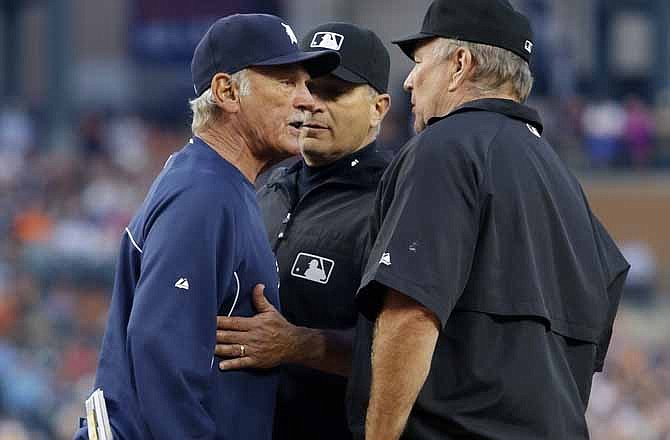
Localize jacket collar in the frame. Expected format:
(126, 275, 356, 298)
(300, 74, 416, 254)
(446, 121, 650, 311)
(427, 98, 544, 134)
(268, 141, 391, 190)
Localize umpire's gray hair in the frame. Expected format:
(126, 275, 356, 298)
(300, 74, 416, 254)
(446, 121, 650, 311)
(189, 70, 251, 134)
(433, 38, 534, 102)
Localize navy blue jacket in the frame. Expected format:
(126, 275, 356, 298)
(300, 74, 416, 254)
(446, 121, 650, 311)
(74, 137, 280, 440)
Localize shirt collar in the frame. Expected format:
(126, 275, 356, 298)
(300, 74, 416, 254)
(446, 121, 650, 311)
(301, 140, 384, 176)
(274, 140, 390, 190)
(285, 140, 388, 175)
(427, 98, 544, 134)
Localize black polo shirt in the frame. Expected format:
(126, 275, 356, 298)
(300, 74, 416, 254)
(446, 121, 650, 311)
(347, 99, 630, 440)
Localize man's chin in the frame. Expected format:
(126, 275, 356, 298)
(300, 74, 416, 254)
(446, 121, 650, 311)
(410, 113, 425, 134)
(276, 137, 301, 157)
(413, 120, 426, 134)
(298, 138, 325, 155)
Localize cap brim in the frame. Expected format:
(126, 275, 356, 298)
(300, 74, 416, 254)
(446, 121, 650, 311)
(391, 32, 436, 59)
(254, 49, 341, 78)
(330, 66, 368, 85)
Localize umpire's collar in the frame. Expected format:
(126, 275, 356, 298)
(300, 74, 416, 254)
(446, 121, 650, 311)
(427, 98, 543, 134)
(267, 140, 391, 190)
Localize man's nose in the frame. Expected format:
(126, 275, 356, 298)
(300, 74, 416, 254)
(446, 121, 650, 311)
(403, 67, 416, 92)
(294, 80, 316, 112)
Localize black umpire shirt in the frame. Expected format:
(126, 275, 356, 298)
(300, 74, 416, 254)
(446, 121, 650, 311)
(257, 142, 391, 440)
(347, 99, 630, 440)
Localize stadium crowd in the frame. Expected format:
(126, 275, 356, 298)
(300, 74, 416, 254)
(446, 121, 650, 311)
(0, 97, 669, 439)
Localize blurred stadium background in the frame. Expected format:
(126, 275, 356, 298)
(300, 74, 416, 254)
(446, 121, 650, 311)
(0, 0, 669, 438)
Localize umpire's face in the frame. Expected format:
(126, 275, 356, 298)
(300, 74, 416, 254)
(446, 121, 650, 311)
(238, 63, 316, 159)
(298, 75, 381, 165)
(403, 38, 454, 133)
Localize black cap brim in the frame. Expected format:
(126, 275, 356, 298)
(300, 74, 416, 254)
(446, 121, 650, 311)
(254, 49, 341, 78)
(391, 32, 436, 60)
(330, 66, 368, 85)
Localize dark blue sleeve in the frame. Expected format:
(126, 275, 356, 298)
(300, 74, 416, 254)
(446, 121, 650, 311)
(126, 186, 236, 439)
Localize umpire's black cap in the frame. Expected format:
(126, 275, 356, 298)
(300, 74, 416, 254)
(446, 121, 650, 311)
(191, 14, 341, 97)
(393, 0, 534, 64)
(301, 22, 390, 93)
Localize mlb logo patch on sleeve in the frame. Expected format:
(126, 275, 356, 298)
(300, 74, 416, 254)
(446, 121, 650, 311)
(290, 252, 335, 284)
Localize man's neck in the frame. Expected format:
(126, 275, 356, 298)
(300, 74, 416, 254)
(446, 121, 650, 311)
(196, 127, 270, 184)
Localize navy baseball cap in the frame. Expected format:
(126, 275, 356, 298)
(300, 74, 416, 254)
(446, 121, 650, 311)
(392, 0, 534, 64)
(301, 22, 390, 93)
(192, 14, 341, 97)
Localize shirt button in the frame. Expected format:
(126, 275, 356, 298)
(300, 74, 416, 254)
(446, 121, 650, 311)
(277, 232, 285, 239)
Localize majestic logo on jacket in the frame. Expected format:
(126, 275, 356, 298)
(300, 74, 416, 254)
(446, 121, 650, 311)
(380, 252, 391, 266)
(174, 278, 190, 290)
(527, 123, 541, 138)
(290, 252, 335, 284)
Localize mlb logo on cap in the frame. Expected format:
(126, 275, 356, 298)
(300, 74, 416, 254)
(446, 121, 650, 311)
(301, 22, 390, 92)
(310, 32, 345, 51)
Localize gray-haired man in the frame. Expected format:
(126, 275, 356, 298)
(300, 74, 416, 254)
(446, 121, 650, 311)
(347, 1, 630, 439)
(74, 14, 338, 440)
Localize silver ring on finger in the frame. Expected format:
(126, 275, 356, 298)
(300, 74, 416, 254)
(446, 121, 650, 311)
(239, 344, 246, 357)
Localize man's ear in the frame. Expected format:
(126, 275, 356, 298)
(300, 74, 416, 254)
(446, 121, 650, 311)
(370, 93, 391, 130)
(211, 73, 241, 113)
(447, 47, 475, 93)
